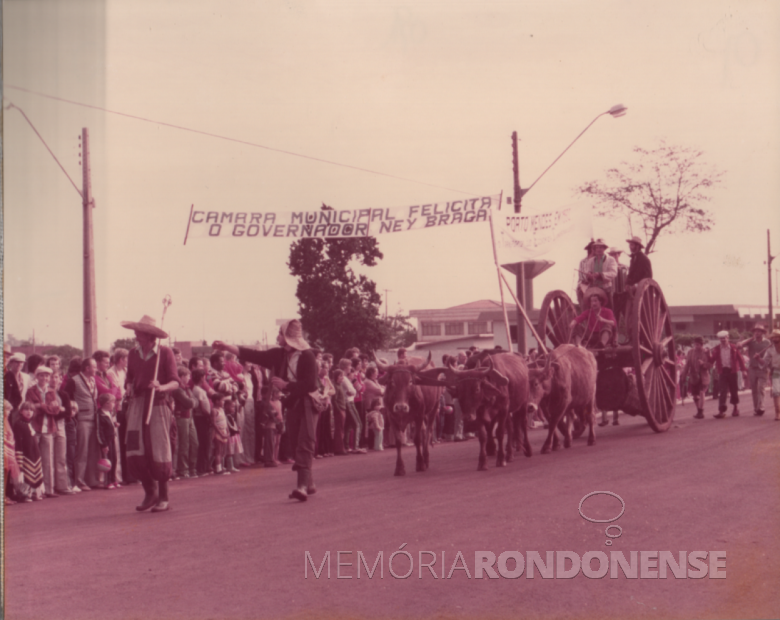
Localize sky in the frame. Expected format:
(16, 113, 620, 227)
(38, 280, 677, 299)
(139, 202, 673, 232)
(3, 0, 780, 351)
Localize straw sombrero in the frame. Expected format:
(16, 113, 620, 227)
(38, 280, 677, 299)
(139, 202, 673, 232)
(583, 287, 608, 304)
(279, 319, 309, 351)
(120, 315, 168, 338)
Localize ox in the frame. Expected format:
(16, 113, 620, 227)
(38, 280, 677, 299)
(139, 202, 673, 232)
(436, 352, 531, 471)
(527, 344, 597, 453)
(375, 353, 443, 476)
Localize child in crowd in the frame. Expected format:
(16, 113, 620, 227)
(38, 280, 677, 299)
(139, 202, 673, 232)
(95, 393, 119, 489)
(211, 392, 230, 474)
(171, 366, 200, 479)
(223, 398, 242, 473)
(339, 364, 365, 454)
(331, 369, 347, 456)
(191, 368, 212, 477)
(270, 387, 285, 465)
(256, 385, 274, 467)
(4, 400, 22, 505)
(13, 402, 44, 501)
(366, 398, 385, 451)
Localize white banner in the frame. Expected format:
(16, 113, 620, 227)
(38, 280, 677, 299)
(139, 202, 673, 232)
(183, 195, 499, 243)
(492, 202, 592, 262)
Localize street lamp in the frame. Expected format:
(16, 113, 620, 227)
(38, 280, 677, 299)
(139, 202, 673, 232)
(507, 104, 627, 354)
(513, 103, 627, 212)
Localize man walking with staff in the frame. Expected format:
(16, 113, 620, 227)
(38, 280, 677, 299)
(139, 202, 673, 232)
(122, 312, 179, 513)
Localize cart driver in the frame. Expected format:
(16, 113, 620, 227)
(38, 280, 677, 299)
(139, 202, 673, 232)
(570, 288, 616, 349)
(579, 239, 618, 309)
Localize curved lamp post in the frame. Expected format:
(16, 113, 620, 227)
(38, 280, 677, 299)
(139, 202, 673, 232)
(514, 104, 627, 210)
(507, 104, 627, 354)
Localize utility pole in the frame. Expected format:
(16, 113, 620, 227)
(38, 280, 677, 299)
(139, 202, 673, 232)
(768, 230, 775, 330)
(384, 289, 391, 319)
(511, 131, 527, 354)
(80, 128, 98, 357)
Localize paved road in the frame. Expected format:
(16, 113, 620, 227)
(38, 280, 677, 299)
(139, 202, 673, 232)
(4, 398, 779, 620)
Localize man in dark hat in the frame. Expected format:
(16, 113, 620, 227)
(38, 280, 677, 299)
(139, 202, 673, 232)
(213, 319, 319, 502)
(737, 324, 771, 416)
(625, 236, 653, 290)
(121, 315, 179, 512)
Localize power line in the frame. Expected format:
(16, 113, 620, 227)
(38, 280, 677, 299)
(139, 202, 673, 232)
(6, 84, 479, 197)
(5, 101, 83, 198)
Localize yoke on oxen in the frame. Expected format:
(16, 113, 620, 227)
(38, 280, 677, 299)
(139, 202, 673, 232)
(418, 352, 531, 471)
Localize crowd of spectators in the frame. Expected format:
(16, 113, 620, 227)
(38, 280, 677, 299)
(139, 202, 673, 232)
(9, 327, 775, 506)
(2, 343, 488, 506)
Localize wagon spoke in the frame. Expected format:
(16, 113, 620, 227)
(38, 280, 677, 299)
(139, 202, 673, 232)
(639, 322, 654, 349)
(640, 301, 655, 341)
(655, 308, 668, 340)
(641, 356, 654, 375)
(659, 365, 676, 390)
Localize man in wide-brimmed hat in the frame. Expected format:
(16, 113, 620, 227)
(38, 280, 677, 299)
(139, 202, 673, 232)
(625, 236, 653, 291)
(580, 239, 618, 309)
(121, 315, 179, 512)
(213, 319, 319, 502)
(737, 324, 772, 416)
(569, 287, 616, 349)
(711, 330, 748, 419)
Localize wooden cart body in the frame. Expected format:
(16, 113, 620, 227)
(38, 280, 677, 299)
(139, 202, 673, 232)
(537, 278, 676, 432)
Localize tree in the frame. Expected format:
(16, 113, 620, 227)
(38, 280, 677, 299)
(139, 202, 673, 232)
(111, 337, 136, 352)
(288, 205, 385, 356)
(577, 140, 725, 254)
(380, 312, 418, 349)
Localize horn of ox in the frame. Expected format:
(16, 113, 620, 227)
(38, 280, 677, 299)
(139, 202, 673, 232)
(372, 350, 432, 373)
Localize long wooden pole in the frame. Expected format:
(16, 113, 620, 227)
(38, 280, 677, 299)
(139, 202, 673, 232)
(81, 128, 98, 357)
(145, 296, 172, 425)
(769, 230, 775, 330)
(500, 271, 549, 356)
(488, 192, 513, 353)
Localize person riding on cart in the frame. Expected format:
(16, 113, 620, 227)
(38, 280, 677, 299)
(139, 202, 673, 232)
(579, 238, 618, 309)
(569, 287, 616, 349)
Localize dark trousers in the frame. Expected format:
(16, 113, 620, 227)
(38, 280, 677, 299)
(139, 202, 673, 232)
(287, 398, 317, 475)
(316, 407, 333, 455)
(106, 438, 118, 485)
(718, 368, 740, 412)
(64, 418, 77, 487)
(193, 415, 212, 475)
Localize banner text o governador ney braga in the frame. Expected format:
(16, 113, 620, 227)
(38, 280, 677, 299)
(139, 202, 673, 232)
(187, 196, 494, 239)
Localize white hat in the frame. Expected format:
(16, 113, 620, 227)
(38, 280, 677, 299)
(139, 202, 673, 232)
(8, 353, 26, 364)
(716, 330, 729, 339)
(34, 366, 53, 375)
(278, 319, 309, 351)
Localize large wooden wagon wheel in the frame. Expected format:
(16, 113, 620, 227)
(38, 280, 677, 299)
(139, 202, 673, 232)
(630, 279, 677, 432)
(538, 290, 577, 350)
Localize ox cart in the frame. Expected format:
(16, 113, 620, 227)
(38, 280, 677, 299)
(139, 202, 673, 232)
(536, 278, 677, 432)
